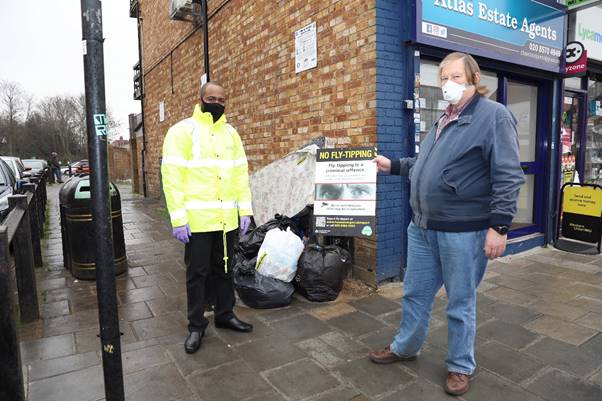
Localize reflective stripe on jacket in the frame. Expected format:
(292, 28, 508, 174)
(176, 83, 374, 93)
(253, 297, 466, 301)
(161, 104, 253, 233)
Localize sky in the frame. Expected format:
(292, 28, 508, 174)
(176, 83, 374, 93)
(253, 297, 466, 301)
(0, 0, 141, 139)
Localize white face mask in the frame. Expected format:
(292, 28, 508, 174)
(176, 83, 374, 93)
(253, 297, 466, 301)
(441, 80, 467, 105)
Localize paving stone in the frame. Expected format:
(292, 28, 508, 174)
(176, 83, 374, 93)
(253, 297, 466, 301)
(20, 333, 74, 363)
(157, 281, 187, 298)
(484, 287, 534, 306)
(122, 344, 170, 374)
(478, 301, 541, 325)
(581, 333, 602, 355)
(69, 295, 100, 313)
(306, 386, 363, 401)
(145, 296, 187, 317)
(574, 312, 602, 331)
(118, 301, 153, 322)
(124, 363, 193, 401)
(487, 275, 537, 291)
(131, 315, 187, 340)
(326, 311, 385, 337)
(524, 337, 601, 377)
(380, 310, 402, 327)
(29, 365, 104, 401)
(264, 358, 340, 400)
(380, 379, 450, 401)
(349, 295, 400, 316)
(167, 335, 234, 375)
(132, 273, 176, 289)
(188, 360, 271, 401)
(27, 351, 99, 381)
(462, 370, 542, 401)
(255, 305, 305, 323)
(242, 390, 286, 401)
(235, 334, 305, 371)
(528, 300, 589, 322)
(118, 286, 165, 305)
(568, 295, 602, 314)
(270, 313, 331, 342)
(477, 320, 540, 349)
(43, 309, 99, 336)
(297, 337, 347, 368)
(357, 327, 397, 350)
(318, 331, 369, 360)
(309, 302, 357, 321)
(475, 341, 545, 383)
(335, 357, 413, 398)
(526, 369, 602, 401)
(525, 316, 598, 346)
(40, 300, 70, 319)
(589, 369, 602, 386)
(115, 278, 138, 292)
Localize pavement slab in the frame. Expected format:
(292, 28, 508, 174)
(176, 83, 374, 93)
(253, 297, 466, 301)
(525, 368, 602, 401)
(263, 358, 340, 400)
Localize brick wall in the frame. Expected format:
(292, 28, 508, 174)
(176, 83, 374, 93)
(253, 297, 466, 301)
(139, 0, 385, 284)
(108, 146, 132, 181)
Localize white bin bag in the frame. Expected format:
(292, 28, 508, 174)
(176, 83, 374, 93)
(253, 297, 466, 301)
(256, 227, 304, 282)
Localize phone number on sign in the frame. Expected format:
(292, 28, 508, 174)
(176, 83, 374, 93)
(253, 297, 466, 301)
(528, 42, 561, 57)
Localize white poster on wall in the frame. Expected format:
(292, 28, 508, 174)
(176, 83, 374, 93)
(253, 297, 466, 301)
(295, 22, 317, 74)
(574, 6, 602, 62)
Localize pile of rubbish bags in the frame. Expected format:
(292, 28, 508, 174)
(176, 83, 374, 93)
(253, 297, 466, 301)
(233, 213, 352, 309)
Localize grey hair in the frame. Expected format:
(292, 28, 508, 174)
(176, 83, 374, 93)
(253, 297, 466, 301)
(200, 81, 223, 98)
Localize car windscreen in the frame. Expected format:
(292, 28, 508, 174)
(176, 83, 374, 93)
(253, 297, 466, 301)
(24, 160, 44, 169)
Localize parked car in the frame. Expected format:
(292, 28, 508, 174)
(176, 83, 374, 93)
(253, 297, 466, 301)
(0, 158, 18, 220)
(62, 159, 90, 176)
(22, 159, 49, 176)
(0, 156, 29, 181)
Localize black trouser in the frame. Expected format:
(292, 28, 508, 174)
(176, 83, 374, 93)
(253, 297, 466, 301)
(184, 230, 236, 332)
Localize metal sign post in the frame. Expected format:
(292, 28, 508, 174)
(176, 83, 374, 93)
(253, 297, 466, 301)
(80, 1, 125, 400)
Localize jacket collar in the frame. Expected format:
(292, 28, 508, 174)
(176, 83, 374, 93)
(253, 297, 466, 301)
(434, 94, 481, 127)
(192, 104, 227, 126)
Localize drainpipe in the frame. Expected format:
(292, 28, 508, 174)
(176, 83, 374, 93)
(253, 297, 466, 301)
(136, 2, 148, 196)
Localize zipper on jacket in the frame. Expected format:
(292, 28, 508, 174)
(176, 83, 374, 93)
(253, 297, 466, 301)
(413, 121, 456, 220)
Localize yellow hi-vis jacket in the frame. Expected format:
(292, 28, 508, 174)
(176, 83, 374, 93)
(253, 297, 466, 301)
(161, 105, 253, 234)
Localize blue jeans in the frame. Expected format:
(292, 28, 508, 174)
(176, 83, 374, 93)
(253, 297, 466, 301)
(390, 222, 488, 375)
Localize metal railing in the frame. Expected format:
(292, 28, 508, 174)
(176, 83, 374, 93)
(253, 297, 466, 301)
(0, 174, 47, 401)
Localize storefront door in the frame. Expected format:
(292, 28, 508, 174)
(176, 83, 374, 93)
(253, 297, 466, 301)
(505, 79, 547, 237)
(561, 91, 587, 185)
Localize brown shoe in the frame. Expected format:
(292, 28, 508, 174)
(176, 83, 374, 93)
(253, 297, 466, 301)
(445, 372, 471, 396)
(368, 346, 417, 364)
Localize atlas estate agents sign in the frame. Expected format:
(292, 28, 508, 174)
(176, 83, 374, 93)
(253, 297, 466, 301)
(417, 0, 567, 73)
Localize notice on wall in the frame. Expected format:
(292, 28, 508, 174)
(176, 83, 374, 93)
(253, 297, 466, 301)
(314, 147, 377, 237)
(561, 185, 602, 243)
(295, 22, 317, 74)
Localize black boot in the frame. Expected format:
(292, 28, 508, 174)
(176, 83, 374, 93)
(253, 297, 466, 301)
(184, 331, 204, 354)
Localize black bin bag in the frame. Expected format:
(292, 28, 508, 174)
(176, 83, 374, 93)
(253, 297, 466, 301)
(233, 253, 294, 309)
(294, 244, 352, 302)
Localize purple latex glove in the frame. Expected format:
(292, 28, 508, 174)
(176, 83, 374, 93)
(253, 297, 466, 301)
(172, 224, 191, 244)
(240, 216, 251, 236)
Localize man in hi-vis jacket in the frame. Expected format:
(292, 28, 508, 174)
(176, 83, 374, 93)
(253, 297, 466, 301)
(162, 81, 253, 354)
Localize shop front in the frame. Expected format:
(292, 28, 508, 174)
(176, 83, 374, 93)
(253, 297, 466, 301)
(378, 0, 568, 275)
(563, 5, 602, 188)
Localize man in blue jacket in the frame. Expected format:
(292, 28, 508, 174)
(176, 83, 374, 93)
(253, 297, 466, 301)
(369, 52, 525, 396)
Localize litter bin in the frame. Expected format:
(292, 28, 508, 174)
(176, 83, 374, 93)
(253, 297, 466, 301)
(59, 175, 127, 280)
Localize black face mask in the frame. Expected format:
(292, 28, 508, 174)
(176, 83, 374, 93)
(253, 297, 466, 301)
(202, 101, 225, 123)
